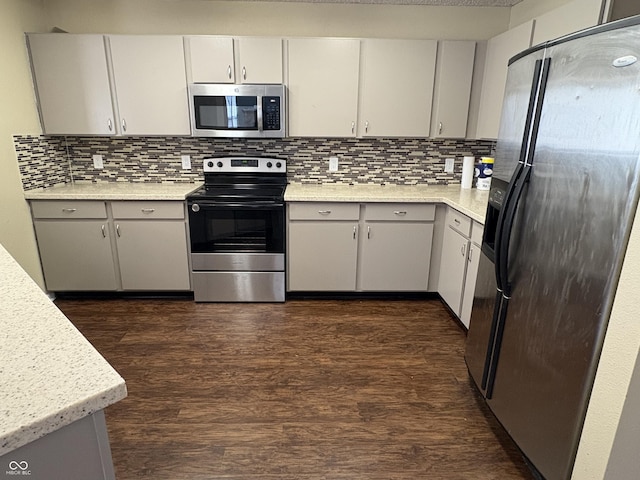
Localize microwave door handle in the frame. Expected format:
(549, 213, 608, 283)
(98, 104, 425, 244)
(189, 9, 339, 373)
(257, 96, 264, 132)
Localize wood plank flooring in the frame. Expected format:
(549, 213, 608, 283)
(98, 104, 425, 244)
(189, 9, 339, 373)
(55, 297, 534, 480)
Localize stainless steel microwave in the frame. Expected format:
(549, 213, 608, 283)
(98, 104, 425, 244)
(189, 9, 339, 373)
(188, 84, 286, 138)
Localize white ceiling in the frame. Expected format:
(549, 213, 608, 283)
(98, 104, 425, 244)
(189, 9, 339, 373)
(234, 0, 524, 5)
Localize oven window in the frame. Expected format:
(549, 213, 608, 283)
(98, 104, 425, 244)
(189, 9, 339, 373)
(194, 95, 258, 130)
(190, 206, 284, 254)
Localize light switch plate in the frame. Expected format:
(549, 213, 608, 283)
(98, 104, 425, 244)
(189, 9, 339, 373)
(329, 156, 339, 172)
(92, 154, 103, 169)
(181, 155, 191, 170)
(444, 157, 454, 173)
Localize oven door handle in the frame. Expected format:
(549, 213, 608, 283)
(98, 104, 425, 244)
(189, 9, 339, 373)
(190, 202, 284, 210)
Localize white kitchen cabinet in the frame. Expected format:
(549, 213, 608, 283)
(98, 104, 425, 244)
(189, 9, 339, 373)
(476, 20, 534, 139)
(287, 38, 360, 137)
(287, 202, 435, 292)
(438, 207, 484, 327)
(358, 39, 437, 138)
(31, 201, 118, 291)
(31, 200, 191, 292)
(27, 34, 116, 136)
(531, 0, 603, 46)
(358, 204, 435, 290)
(287, 203, 359, 291)
(108, 35, 190, 136)
(112, 201, 191, 291)
(431, 40, 476, 139)
(185, 36, 283, 84)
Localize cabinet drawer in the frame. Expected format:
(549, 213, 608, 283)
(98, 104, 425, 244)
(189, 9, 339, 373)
(471, 221, 484, 245)
(31, 201, 107, 219)
(111, 201, 185, 219)
(447, 208, 472, 237)
(364, 203, 435, 222)
(289, 202, 360, 221)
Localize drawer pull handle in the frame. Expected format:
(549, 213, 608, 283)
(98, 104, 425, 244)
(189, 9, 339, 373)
(62, 208, 77, 213)
(353, 226, 357, 239)
(367, 226, 371, 239)
(468, 248, 473, 262)
(394, 211, 407, 216)
(122, 118, 127, 132)
(227, 65, 232, 79)
(318, 210, 331, 215)
(454, 218, 461, 225)
(461, 244, 466, 257)
(101, 224, 106, 238)
(242, 66, 247, 80)
(116, 224, 121, 237)
(141, 208, 156, 213)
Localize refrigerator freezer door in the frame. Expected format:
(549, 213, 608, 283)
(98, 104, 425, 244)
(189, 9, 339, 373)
(487, 26, 640, 480)
(465, 48, 546, 392)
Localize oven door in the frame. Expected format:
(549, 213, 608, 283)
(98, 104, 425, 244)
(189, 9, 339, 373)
(188, 201, 285, 271)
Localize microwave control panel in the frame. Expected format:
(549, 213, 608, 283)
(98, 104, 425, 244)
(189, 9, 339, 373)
(262, 96, 281, 131)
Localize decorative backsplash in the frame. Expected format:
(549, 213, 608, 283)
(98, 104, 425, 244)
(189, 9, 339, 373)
(14, 135, 494, 190)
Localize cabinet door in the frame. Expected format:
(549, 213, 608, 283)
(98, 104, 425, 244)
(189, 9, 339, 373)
(185, 36, 235, 83)
(288, 38, 360, 137)
(476, 20, 534, 139)
(115, 220, 191, 291)
(27, 34, 115, 136)
(288, 221, 358, 291)
(237, 37, 283, 84)
(460, 242, 481, 328)
(439, 225, 469, 316)
(359, 222, 434, 291)
(431, 41, 476, 138)
(34, 220, 118, 291)
(109, 35, 190, 135)
(359, 39, 437, 137)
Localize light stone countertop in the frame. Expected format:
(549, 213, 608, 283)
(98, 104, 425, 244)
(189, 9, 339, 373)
(24, 182, 203, 201)
(0, 244, 127, 456)
(284, 183, 490, 224)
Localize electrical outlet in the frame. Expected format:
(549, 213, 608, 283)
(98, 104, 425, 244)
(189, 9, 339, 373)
(181, 155, 191, 170)
(92, 154, 103, 169)
(329, 156, 339, 172)
(444, 157, 454, 173)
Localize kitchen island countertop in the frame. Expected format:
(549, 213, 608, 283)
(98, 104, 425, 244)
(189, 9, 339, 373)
(284, 183, 489, 223)
(0, 244, 126, 456)
(23, 181, 202, 201)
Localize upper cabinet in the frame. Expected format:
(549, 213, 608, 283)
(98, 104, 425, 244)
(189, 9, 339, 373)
(185, 36, 283, 84)
(431, 40, 476, 139)
(287, 38, 361, 137)
(108, 35, 190, 136)
(531, 0, 603, 46)
(358, 39, 437, 138)
(27, 34, 116, 136)
(475, 20, 534, 140)
(27, 33, 190, 136)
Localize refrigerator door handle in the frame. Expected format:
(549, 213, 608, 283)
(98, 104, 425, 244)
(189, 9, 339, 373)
(493, 58, 545, 292)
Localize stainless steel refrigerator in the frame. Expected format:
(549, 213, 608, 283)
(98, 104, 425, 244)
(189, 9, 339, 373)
(465, 17, 640, 480)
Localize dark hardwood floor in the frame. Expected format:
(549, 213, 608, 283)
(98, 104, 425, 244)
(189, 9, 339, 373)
(55, 297, 534, 480)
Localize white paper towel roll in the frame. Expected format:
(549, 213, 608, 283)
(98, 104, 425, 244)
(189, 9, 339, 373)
(461, 156, 475, 189)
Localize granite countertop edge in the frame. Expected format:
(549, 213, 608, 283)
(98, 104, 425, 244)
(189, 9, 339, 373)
(23, 182, 203, 201)
(0, 244, 127, 457)
(284, 183, 489, 224)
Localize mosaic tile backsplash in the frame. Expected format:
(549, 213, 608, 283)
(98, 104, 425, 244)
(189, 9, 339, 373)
(14, 135, 494, 190)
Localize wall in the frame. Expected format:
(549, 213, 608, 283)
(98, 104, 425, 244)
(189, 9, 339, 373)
(509, 0, 574, 28)
(0, 0, 46, 287)
(42, 0, 509, 40)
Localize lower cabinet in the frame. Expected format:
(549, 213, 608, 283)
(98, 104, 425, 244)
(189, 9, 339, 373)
(438, 206, 483, 328)
(31, 200, 191, 292)
(287, 202, 435, 292)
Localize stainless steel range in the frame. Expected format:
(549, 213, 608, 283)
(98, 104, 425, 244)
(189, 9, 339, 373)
(187, 157, 287, 302)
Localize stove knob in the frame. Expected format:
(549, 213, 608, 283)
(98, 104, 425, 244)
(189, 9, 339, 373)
(207, 161, 214, 168)
(191, 203, 200, 213)
(217, 161, 223, 168)
(266, 161, 273, 168)
(276, 162, 282, 169)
